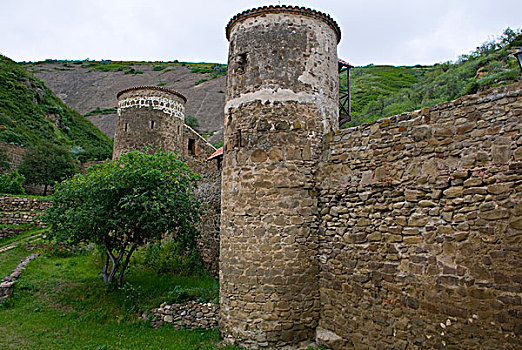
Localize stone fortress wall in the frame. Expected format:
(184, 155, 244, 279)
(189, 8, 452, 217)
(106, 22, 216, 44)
(317, 82, 522, 349)
(220, 5, 522, 350)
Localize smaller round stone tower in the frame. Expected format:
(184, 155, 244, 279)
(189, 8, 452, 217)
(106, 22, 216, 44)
(113, 86, 187, 159)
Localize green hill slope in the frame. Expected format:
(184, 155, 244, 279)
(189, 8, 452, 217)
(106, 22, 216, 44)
(343, 27, 522, 127)
(0, 55, 113, 161)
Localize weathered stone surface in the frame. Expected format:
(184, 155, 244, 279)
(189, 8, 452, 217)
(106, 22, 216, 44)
(148, 301, 218, 329)
(221, 6, 339, 349)
(316, 82, 522, 350)
(0, 196, 51, 234)
(219, 7, 522, 348)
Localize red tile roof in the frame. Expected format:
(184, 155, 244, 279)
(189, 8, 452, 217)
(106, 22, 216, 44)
(207, 147, 223, 160)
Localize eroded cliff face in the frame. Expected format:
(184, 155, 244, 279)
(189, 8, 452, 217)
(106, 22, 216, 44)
(28, 62, 226, 144)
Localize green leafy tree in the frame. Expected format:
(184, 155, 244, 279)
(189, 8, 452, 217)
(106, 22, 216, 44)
(44, 151, 201, 284)
(18, 142, 78, 195)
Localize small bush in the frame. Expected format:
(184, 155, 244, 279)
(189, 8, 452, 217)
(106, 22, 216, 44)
(41, 241, 81, 258)
(185, 115, 199, 130)
(120, 282, 142, 311)
(0, 170, 25, 194)
(144, 240, 203, 276)
(166, 285, 215, 304)
(124, 68, 143, 75)
(194, 78, 208, 86)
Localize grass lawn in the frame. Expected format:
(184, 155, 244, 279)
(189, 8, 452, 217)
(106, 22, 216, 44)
(0, 240, 240, 350)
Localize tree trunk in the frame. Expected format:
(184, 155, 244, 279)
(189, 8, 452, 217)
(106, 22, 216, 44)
(43, 184, 48, 196)
(102, 240, 129, 285)
(102, 254, 110, 282)
(118, 243, 137, 284)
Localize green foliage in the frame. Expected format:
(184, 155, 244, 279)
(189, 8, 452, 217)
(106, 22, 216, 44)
(190, 64, 227, 77)
(191, 64, 227, 85)
(157, 81, 167, 87)
(44, 151, 201, 284)
(185, 115, 200, 130)
(18, 141, 78, 195)
(152, 65, 166, 71)
(195, 78, 209, 85)
(0, 170, 25, 194)
(345, 27, 522, 127)
(124, 68, 143, 75)
(0, 55, 113, 161)
(83, 61, 133, 72)
(166, 284, 218, 304)
(213, 141, 223, 149)
(84, 107, 117, 117)
(0, 243, 233, 349)
(144, 240, 203, 275)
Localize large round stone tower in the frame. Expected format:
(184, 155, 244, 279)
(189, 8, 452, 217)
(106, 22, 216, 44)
(220, 5, 340, 348)
(113, 86, 186, 159)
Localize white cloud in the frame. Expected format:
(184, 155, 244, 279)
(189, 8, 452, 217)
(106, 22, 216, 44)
(0, 0, 520, 65)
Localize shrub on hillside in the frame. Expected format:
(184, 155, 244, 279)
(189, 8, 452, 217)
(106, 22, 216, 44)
(144, 239, 203, 275)
(0, 170, 25, 195)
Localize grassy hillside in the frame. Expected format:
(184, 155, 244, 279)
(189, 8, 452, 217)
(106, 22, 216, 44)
(342, 27, 522, 127)
(22, 28, 521, 140)
(26, 60, 227, 144)
(0, 55, 113, 161)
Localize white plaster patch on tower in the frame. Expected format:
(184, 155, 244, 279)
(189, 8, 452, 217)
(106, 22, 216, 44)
(225, 88, 320, 111)
(118, 96, 185, 120)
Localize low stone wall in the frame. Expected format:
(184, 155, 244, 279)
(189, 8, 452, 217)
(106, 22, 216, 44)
(0, 195, 50, 227)
(148, 301, 219, 329)
(0, 253, 39, 302)
(0, 226, 28, 239)
(317, 83, 521, 349)
(0, 196, 51, 212)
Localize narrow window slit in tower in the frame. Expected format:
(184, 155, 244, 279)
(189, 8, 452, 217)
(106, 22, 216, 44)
(237, 53, 248, 74)
(188, 138, 196, 155)
(236, 129, 242, 148)
(150, 120, 155, 129)
(124, 123, 128, 132)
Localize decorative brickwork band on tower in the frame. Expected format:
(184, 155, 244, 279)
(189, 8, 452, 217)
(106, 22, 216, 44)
(113, 86, 186, 159)
(220, 5, 340, 349)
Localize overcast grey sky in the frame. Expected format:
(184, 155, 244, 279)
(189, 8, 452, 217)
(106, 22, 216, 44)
(1, 0, 521, 66)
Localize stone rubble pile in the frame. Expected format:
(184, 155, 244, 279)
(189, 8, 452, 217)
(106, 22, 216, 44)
(147, 300, 219, 329)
